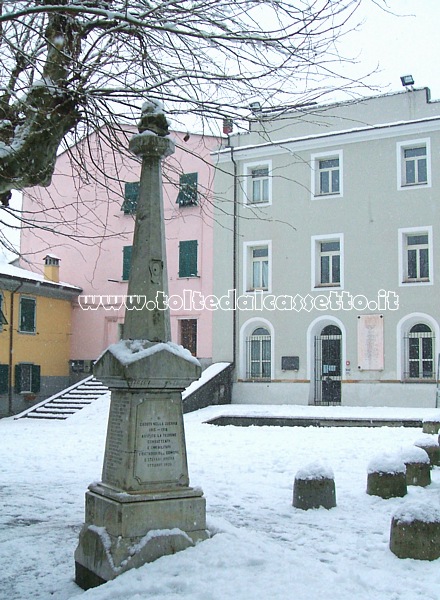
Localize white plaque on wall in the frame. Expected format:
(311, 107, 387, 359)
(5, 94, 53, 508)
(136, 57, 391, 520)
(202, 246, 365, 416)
(357, 314, 384, 370)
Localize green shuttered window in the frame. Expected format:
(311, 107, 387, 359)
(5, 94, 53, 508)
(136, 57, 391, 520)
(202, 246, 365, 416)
(122, 245, 132, 281)
(0, 294, 6, 329)
(179, 240, 198, 277)
(122, 182, 140, 215)
(176, 173, 198, 206)
(19, 296, 36, 333)
(0, 364, 8, 394)
(15, 363, 41, 394)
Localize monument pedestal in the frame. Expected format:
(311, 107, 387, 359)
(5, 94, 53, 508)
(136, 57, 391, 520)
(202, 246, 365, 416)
(75, 107, 209, 590)
(75, 486, 208, 588)
(74, 340, 208, 590)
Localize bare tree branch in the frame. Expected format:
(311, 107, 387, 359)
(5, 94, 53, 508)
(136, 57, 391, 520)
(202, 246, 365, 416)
(0, 0, 385, 240)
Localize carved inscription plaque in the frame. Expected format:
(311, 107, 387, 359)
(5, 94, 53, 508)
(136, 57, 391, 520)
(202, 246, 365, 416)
(133, 399, 186, 486)
(357, 314, 384, 370)
(102, 394, 130, 486)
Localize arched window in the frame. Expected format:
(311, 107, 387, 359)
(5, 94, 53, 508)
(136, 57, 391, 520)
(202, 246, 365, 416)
(321, 325, 341, 337)
(405, 323, 435, 379)
(246, 327, 271, 380)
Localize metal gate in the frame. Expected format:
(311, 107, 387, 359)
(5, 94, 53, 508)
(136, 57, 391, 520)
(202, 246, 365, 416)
(314, 328, 342, 405)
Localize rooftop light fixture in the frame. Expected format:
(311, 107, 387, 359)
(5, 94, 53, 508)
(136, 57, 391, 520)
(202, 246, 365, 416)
(249, 101, 262, 113)
(400, 75, 415, 87)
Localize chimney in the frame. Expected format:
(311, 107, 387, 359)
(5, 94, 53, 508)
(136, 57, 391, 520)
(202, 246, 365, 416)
(223, 118, 233, 135)
(44, 254, 61, 283)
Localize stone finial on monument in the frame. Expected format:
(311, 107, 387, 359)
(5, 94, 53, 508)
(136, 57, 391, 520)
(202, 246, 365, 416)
(74, 102, 208, 590)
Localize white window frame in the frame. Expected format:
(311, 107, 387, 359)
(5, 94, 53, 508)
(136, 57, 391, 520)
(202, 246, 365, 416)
(246, 326, 272, 380)
(407, 324, 435, 380)
(311, 150, 343, 199)
(239, 317, 275, 381)
(311, 233, 344, 290)
(396, 313, 440, 381)
(398, 226, 433, 287)
(243, 240, 272, 293)
(243, 160, 272, 206)
(396, 138, 431, 190)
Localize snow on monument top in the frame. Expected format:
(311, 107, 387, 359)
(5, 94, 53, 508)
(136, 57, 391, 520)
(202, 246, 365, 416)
(138, 99, 170, 136)
(107, 338, 200, 367)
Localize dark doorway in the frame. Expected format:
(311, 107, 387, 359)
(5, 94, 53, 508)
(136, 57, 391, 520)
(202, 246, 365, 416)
(180, 319, 197, 356)
(314, 324, 342, 405)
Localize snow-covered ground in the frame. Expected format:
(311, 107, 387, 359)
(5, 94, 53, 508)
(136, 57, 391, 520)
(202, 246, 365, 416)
(2, 397, 440, 600)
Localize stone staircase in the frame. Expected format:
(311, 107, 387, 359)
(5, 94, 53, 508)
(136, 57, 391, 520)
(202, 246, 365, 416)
(15, 376, 109, 420)
(14, 362, 233, 421)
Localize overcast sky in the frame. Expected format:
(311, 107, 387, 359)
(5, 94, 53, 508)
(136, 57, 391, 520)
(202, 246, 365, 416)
(341, 0, 440, 100)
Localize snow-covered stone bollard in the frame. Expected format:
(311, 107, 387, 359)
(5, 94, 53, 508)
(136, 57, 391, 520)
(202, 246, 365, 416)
(390, 501, 440, 560)
(399, 446, 431, 487)
(422, 413, 440, 434)
(293, 461, 336, 510)
(366, 453, 407, 499)
(414, 435, 440, 466)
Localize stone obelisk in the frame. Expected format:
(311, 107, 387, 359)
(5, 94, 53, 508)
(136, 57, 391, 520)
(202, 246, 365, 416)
(74, 102, 208, 590)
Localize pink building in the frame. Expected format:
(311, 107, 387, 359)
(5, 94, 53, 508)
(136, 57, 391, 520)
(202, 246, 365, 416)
(20, 128, 220, 378)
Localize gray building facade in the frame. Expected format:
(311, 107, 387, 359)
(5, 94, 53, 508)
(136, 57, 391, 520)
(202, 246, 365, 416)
(212, 88, 440, 407)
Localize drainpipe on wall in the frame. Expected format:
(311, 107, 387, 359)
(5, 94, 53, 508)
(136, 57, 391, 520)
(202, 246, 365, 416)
(8, 282, 23, 416)
(229, 141, 238, 368)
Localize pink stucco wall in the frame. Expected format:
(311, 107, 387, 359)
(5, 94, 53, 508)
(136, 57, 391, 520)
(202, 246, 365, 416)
(20, 128, 220, 366)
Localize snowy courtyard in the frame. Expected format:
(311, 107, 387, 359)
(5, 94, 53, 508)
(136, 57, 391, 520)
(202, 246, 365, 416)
(2, 397, 440, 600)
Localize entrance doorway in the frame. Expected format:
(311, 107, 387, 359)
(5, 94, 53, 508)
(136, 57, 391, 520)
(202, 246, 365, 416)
(314, 324, 342, 405)
(180, 319, 198, 356)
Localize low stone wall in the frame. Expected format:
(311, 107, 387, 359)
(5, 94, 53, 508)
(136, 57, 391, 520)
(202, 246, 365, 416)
(204, 415, 422, 428)
(232, 380, 437, 408)
(182, 364, 233, 414)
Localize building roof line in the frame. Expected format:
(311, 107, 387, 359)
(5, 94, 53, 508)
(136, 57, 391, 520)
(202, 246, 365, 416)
(0, 269, 82, 293)
(213, 114, 440, 157)
(250, 87, 437, 119)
